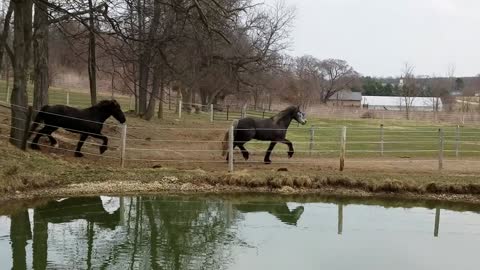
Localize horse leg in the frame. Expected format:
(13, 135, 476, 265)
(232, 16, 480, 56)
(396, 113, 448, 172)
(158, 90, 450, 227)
(91, 134, 108, 154)
(226, 143, 239, 162)
(30, 126, 58, 150)
(282, 139, 294, 158)
(237, 143, 249, 160)
(264, 141, 277, 164)
(48, 134, 58, 148)
(75, 134, 89, 157)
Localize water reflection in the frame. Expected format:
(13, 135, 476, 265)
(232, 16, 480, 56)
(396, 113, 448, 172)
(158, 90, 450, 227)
(1, 195, 480, 270)
(233, 202, 304, 226)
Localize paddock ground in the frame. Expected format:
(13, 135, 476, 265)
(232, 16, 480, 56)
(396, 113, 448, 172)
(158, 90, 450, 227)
(2, 102, 480, 176)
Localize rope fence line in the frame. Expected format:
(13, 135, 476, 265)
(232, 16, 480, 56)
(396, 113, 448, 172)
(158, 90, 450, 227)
(4, 101, 480, 171)
(6, 90, 480, 128)
(0, 134, 121, 159)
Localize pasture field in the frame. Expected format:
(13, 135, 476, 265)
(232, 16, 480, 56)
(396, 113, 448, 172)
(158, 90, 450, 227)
(2, 84, 480, 201)
(0, 80, 131, 109)
(2, 84, 480, 172)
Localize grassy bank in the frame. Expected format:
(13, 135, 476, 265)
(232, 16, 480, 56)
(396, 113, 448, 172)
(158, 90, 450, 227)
(2, 139, 480, 203)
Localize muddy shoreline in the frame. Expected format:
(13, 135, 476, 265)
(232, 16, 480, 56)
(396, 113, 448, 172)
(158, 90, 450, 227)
(2, 179, 480, 205)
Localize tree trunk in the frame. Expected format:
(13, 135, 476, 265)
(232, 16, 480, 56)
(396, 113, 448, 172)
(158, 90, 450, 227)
(0, 3, 13, 75)
(33, 209, 48, 270)
(88, 0, 97, 105)
(181, 87, 192, 113)
(10, 210, 31, 270)
(144, 60, 161, 120)
(138, 56, 149, 115)
(33, 0, 49, 111)
(10, 0, 32, 148)
(157, 67, 164, 119)
(137, 0, 161, 116)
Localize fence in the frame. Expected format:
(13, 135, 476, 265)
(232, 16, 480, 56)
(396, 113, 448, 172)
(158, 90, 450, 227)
(3, 100, 480, 174)
(4, 82, 480, 127)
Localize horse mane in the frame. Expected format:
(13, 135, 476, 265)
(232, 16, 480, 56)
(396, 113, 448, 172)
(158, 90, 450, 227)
(88, 100, 120, 111)
(271, 106, 298, 124)
(94, 100, 114, 108)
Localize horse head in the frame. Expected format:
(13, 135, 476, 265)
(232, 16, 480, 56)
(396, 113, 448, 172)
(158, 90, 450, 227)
(293, 105, 307, 125)
(98, 100, 126, 124)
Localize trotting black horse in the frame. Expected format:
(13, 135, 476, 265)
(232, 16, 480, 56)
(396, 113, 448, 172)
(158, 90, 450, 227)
(222, 105, 307, 164)
(29, 100, 126, 157)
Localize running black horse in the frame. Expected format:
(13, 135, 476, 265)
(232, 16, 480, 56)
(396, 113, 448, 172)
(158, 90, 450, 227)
(29, 100, 126, 157)
(222, 105, 307, 164)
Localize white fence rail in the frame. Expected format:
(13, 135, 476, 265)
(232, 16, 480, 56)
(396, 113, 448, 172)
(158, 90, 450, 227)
(2, 100, 480, 172)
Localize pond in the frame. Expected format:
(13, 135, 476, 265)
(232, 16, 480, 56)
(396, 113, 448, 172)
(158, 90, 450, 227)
(1, 194, 480, 270)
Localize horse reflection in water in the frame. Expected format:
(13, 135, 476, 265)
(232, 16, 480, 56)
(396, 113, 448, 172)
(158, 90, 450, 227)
(8, 196, 120, 270)
(35, 196, 121, 229)
(233, 202, 305, 226)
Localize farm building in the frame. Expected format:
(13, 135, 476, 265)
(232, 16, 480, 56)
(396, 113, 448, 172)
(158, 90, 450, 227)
(361, 96, 443, 111)
(326, 89, 362, 107)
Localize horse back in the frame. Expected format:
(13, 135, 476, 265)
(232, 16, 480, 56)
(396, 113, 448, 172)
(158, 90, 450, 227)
(236, 117, 286, 141)
(40, 105, 102, 133)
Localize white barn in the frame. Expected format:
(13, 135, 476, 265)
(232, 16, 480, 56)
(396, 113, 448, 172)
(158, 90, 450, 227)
(361, 96, 443, 111)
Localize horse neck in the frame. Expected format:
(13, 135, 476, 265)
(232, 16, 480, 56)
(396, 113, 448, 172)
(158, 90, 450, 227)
(89, 106, 111, 122)
(274, 112, 294, 129)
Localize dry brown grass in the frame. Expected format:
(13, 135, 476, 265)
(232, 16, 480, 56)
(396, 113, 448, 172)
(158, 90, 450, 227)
(2, 105, 480, 201)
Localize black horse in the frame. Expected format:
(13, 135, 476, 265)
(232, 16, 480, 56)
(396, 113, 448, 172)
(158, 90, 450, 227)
(222, 105, 307, 164)
(29, 100, 126, 157)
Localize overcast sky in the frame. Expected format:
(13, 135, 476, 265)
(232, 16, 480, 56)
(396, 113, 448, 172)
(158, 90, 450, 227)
(265, 0, 480, 77)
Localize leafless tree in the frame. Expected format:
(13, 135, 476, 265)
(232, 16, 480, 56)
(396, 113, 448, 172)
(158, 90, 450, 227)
(10, 0, 33, 147)
(33, 0, 49, 111)
(318, 58, 359, 103)
(399, 63, 420, 120)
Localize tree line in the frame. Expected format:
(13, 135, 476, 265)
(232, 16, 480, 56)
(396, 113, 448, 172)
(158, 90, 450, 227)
(1, 0, 479, 148)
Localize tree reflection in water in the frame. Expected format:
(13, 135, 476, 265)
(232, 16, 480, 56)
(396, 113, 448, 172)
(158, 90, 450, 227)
(5, 196, 305, 269)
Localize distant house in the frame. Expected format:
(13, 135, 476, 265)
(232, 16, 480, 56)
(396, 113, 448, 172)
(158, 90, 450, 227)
(327, 89, 362, 107)
(361, 96, 443, 111)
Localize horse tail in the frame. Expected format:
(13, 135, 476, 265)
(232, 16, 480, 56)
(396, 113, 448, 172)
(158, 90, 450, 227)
(221, 131, 229, 157)
(29, 105, 48, 139)
(221, 119, 239, 157)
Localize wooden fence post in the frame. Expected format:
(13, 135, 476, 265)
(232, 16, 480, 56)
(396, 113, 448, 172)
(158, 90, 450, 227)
(66, 90, 70, 106)
(438, 128, 444, 171)
(340, 126, 347, 171)
(228, 123, 234, 172)
(6, 86, 10, 103)
(226, 105, 230, 121)
(120, 124, 127, 168)
(309, 126, 315, 156)
(178, 98, 182, 119)
(210, 104, 214, 123)
(455, 125, 460, 159)
(434, 208, 440, 237)
(380, 124, 384, 157)
(21, 106, 33, 151)
(338, 204, 343, 235)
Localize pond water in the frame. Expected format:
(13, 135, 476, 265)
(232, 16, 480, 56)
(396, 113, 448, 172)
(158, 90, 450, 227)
(1, 194, 480, 270)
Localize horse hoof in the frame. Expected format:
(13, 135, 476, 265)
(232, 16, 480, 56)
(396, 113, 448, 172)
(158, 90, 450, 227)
(100, 146, 108, 154)
(30, 144, 40, 150)
(264, 160, 272, 165)
(74, 152, 84, 158)
(243, 153, 249, 160)
(288, 151, 294, 158)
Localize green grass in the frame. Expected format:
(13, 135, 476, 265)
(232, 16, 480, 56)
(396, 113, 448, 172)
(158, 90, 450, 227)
(0, 80, 132, 110)
(2, 79, 480, 160)
(210, 110, 480, 159)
